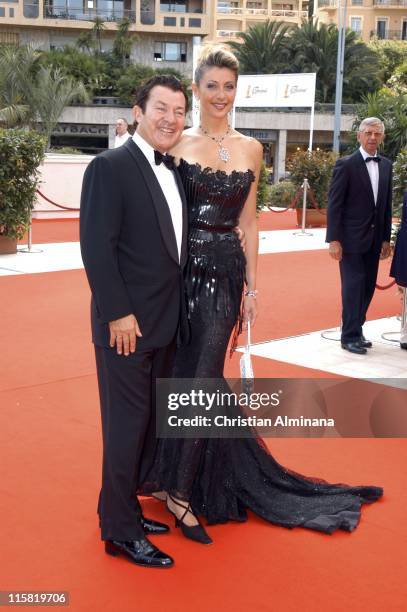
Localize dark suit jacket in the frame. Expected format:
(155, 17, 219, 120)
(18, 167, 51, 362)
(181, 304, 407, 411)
(80, 138, 189, 349)
(326, 150, 392, 253)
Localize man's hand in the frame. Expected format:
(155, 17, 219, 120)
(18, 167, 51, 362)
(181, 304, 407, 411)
(329, 241, 343, 261)
(380, 241, 391, 260)
(234, 226, 246, 252)
(109, 314, 142, 356)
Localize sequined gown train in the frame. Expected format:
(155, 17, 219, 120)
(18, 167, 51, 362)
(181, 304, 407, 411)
(140, 159, 383, 533)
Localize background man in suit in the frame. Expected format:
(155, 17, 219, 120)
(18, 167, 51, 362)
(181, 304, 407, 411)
(113, 117, 131, 148)
(327, 117, 392, 355)
(80, 75, 189, 568)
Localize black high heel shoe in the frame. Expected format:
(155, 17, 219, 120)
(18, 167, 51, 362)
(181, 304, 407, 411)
(166, 495, 212, 545)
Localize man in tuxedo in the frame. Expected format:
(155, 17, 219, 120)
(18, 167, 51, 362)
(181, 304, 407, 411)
(80, 75, 189, 568)
(327, 117, 392, 354)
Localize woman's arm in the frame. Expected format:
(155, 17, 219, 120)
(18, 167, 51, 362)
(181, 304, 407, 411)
(238, 138, 263, 327)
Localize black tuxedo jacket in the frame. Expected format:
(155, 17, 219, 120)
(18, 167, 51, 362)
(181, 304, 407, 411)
(80, 138, 189, 349)
(326, 150, 392, 253)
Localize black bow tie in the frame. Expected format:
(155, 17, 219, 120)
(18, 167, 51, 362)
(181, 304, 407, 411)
(154, 150, 175, 170)
(365, 156, 380, 163)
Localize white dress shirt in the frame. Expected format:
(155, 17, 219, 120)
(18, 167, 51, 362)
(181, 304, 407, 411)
(132, 131, 183, 261)
(114, 132, 131, 148)
(359, 146, 379, 205)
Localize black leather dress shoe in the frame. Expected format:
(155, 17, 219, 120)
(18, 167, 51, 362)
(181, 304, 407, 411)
(341, 341, 367, 355)
(401, 343, 407, 350)
(359, 335, 372, 348)
(141, 516, 170, 535)
(105, 537, 174, 568)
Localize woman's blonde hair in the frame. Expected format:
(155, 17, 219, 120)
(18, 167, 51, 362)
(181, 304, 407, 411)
(194, 44, 239, 84)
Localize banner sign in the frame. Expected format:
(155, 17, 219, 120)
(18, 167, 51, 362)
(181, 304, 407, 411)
(235, 73, 316, 108)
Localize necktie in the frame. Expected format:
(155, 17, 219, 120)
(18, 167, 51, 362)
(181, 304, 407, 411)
(365, 156, 380, 163)
(154, 150, 175, 171)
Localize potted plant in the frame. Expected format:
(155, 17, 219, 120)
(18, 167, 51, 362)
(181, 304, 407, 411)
(269, 180, 297, 209)
(286, 149, 337, 228)
(0, 128, 45, 254)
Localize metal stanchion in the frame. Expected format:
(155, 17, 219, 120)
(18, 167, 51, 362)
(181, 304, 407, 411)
(293, 178, 312, 236)
(382, 287, 406, 344)
(18, 212, 43, 254)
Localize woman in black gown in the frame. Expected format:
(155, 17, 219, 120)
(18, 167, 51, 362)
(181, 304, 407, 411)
(139, 45, 383, 541)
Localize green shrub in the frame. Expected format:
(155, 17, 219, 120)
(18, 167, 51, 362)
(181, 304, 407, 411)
(269, 180, 297, 208)
(116, 64, 155, 105)
(0, 128, 45, 239)
(256, 161, 268, 215)
(393, 148, 407, 219)
(50, 146, 83, 155)
(286, 149, 337, 208)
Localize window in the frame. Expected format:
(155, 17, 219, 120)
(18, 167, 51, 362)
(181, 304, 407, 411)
(0, 8, 5, 16)
(154, 41, 187, 62)
(350, 17, 362, 33)
(24, 0, 39, 17)
(9, 7, 15, 15)
(188, 17, 201, 26)
(160, 0, 187, 12)
(163, 16, 176, 24)
(402, 20, 407, 41)
(377, 19, 387, 39)
(351, 0, 363, 5)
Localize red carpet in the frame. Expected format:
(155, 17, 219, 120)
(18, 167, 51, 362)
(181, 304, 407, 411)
(2, 221, 406, 611)
(19, 219, 80, 245)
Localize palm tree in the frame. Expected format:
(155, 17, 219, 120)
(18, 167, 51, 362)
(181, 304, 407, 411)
(92, 17, 106, 54)
(289, 20, 380, 103)
(229, 20, 293, 74)
(353, 90, 407, 160)
(76, 30, 95, 54)
(27, 66, 88, 149)
(112, 18, 138, 67)
(0, 45, 41, 127)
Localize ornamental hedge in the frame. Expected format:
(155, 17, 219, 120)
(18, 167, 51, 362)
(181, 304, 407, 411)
(0, 129, 45, 239)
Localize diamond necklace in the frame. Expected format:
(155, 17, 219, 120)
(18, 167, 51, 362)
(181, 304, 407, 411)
(200, 125, 231, 163)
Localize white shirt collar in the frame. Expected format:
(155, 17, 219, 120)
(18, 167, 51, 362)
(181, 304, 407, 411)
(359, 146, 377, 160)
(132, 131, 156, 165)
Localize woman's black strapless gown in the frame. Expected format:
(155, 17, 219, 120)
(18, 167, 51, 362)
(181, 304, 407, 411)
(140, 159, 383, 534)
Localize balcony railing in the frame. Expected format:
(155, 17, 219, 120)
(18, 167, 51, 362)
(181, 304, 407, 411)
(371, 29, 407, 39)
(217, 6, 308, 17)
(216, 29, 241, 37)
(373, 0, 407, 6)
(139, 8, 205, 28)
(43, 4, 136, 21)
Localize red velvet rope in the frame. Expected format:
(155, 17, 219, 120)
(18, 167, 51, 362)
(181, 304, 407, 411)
(268, 184, 327, 215)
(35, 188, 394, 293)
(36, 189, 80, 212)
(267, 187, 303, 213)
(375, 279, 396, 290)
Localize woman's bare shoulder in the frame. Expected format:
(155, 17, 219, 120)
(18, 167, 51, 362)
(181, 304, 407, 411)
(232, 131, 263, 153)
(170, 129, 200, 156)
(231, 132, 263, 170)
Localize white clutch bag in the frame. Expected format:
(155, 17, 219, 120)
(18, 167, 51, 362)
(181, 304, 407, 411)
(240, 321, 254, 392)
